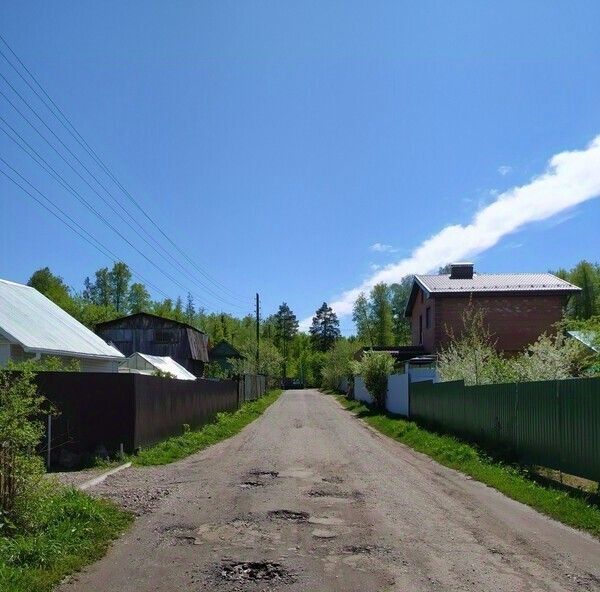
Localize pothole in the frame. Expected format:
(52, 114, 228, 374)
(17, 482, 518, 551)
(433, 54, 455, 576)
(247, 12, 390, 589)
(172, 535, 196, 545)
(220, 561, 293, 583)
(322, 475, 343, 484)
(249, 470, 279, 479)
(268, 509, 309, 523)
(307, 489, 352, 498)
(238, 481, 265, 489)
(343, 544, 391, 556)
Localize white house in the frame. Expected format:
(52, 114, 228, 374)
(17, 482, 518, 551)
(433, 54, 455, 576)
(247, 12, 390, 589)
(118, 352, 197, 380)
(0, 278, 124, 372)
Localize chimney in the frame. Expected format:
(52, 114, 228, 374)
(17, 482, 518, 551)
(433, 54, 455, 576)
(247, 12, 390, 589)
(449, 262, 474, 279)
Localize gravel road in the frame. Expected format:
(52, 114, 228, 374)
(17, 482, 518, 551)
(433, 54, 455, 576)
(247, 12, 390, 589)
(58, 390, 600, 592)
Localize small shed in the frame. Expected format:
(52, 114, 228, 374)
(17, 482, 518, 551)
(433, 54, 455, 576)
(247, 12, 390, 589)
(208, 340, 244, 376)
(119, 352, 197, 380)
(0, 278, 124, 371)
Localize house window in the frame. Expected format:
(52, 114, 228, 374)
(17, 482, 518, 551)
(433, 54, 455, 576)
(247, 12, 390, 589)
(419, 314, 423, 345)
(426, 306, 431, 329)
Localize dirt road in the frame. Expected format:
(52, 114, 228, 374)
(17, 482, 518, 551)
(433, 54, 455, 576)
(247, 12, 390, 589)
(59, 390, 600, 591)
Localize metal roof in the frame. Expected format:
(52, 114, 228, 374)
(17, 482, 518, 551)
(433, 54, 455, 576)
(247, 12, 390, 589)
(415, 272, 581, 293)
(405, 272, 580, 317)
(0, 278, 124, 360)
(567, 330, 600, 353)
(119, 352, 197, 380)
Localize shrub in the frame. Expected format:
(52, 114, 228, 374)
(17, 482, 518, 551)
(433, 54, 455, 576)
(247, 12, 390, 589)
(0, 367, 49, 530)
(352, 351, 394, 409)
(321, 340, 355, 390)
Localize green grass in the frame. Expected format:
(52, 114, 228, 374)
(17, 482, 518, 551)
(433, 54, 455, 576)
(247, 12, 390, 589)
(133, 389, 283, 466)
(0, 488, 132, 592)
(335, 395, 600, 538)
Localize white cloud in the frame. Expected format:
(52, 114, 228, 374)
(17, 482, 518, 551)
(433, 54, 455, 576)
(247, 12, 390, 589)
(299, 136, 600, 331)
(369, 242, 397, 253)
(498, 165, 512, 176)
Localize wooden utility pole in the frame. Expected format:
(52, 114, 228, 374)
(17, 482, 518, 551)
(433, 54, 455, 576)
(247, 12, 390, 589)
(255, 293, 260, 373)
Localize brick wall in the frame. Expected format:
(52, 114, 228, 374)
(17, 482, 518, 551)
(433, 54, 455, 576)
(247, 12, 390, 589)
(436, 293, 565, 353)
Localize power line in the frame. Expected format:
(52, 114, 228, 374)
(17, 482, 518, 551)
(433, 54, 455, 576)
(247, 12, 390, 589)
(0, 80, 249, 309)
(0, 160, 172, 301)
(0, 35, 251, 305)
(0, 121, 239, 313)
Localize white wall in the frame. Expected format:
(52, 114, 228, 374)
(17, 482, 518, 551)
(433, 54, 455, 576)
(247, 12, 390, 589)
(387, 373, 409, 416)
(354, 376, 373, 404)
(353, 368, 438, 417)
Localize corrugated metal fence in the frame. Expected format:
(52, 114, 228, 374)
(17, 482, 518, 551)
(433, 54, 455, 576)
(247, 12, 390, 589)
(410, 377, 600, 482)
(238, 374, 268, 403)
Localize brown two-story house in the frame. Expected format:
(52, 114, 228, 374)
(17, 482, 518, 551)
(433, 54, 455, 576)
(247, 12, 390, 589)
(404, 263, 580, 354)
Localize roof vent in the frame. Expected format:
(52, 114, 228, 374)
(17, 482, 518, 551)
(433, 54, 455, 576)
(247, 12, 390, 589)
(449, 262, 474, 279)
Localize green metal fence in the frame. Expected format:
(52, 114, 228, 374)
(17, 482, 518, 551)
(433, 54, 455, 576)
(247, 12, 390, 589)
(410, 377, 600, 482)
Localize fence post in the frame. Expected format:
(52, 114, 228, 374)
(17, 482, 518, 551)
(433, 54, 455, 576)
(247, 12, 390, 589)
(46, 414, 52, 470)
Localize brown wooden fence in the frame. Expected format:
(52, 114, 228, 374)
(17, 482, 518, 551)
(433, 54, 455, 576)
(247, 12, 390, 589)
(34, 372, 239, 468)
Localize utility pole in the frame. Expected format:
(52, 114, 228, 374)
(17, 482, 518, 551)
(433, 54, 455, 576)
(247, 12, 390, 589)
(255, 293, 260, 373)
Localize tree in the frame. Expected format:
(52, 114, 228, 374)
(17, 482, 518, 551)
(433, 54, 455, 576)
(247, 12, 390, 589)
(185, 292, 196, 324)
(128, 282, 151, 314)
(438, 303, 512, 385)
(390, 277, 412, 345)
(0, 365, 48, 525)
(173, 296, 184, 322)
(568, 261, 599, 319)
(351, 351, 395, 410)
(273, 302, 299, 377)
(353, 293, 374, 347)
(369, 283, 394, 346)
(321, 339, 355, 390)
(27, 267, 78, 317)
(83, 267, 111, 307)
(510, 332, 589, 381)
(109, 262, 131, 313)
(309, 302, 340, 352)
(229, 340, 284, 378)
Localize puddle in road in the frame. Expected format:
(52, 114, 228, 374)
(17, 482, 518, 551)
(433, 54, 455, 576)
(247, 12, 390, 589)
(268, 509, 309, 523)
(220, 561, 294, 583)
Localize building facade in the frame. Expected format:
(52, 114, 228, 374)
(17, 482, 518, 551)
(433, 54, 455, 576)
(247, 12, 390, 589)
(96, 313, 209, 377)
(404, 263, 580, 354)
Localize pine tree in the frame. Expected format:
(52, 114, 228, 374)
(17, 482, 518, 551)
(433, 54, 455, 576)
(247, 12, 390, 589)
(273, 302, 299, 377)
(309, 302, 340, 352)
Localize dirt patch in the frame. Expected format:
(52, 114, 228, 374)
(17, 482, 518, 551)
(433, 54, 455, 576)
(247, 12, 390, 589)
(220, 561, 293, 583)
(268, 509, 309, 523)
(99, 486, 171, 515)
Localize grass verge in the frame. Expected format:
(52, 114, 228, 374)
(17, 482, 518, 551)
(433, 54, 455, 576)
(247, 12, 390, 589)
(133, 389, 283, 466)
(0, 488, 132, 592)
(335, 395, 600, 538)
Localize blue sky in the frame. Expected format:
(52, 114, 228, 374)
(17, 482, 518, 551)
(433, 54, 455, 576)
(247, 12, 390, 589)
(1, 2, 599, 333)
